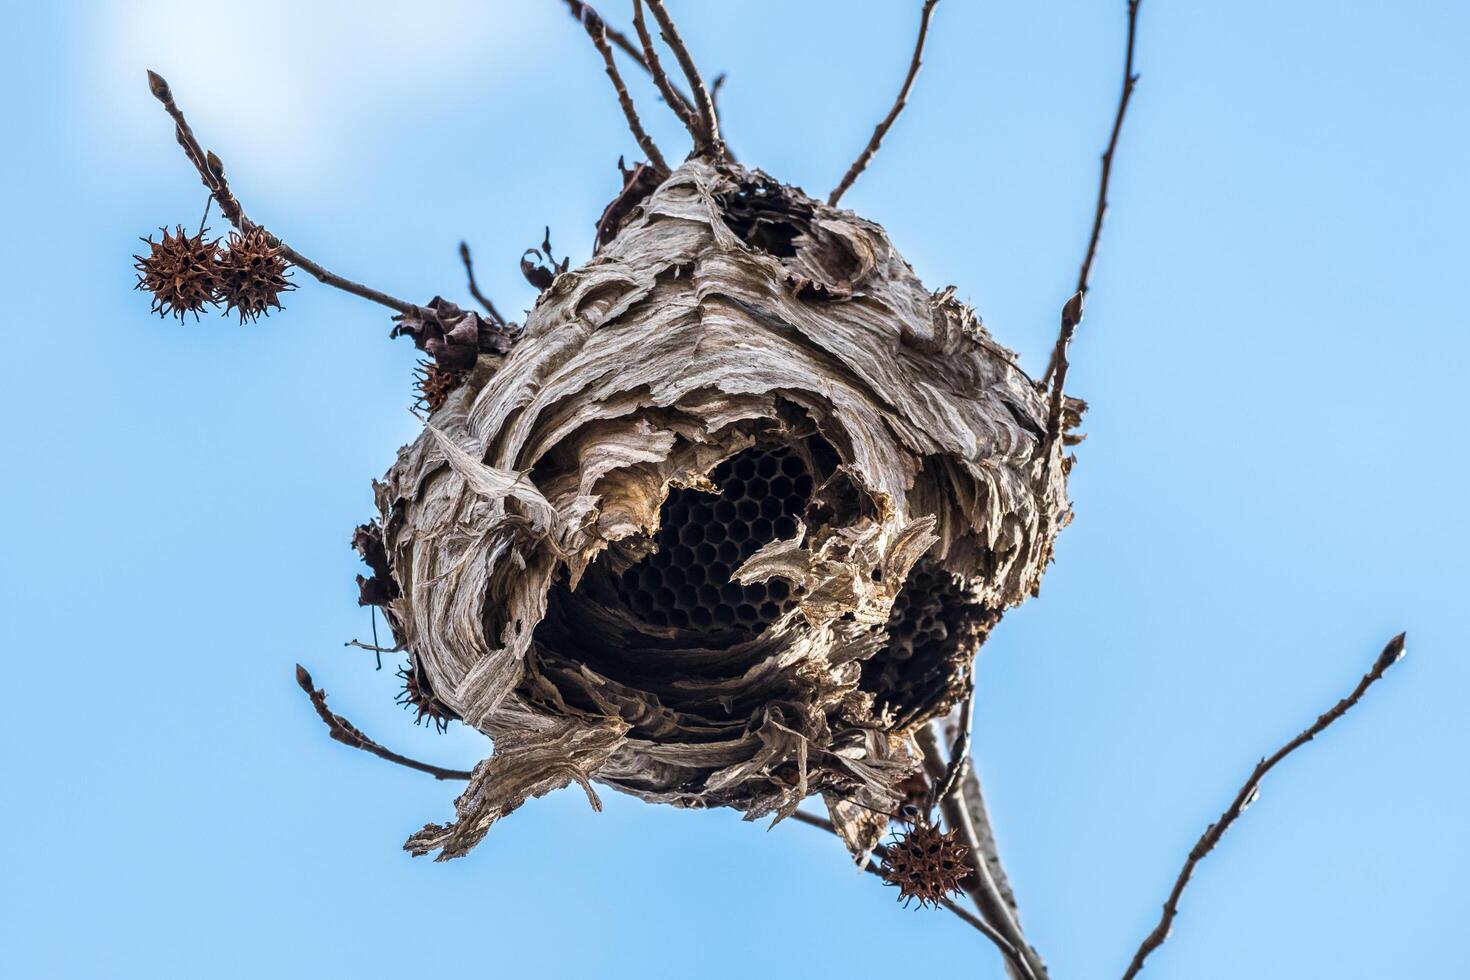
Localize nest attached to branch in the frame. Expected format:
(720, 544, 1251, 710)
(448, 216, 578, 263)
(361, 159, 1072, 861)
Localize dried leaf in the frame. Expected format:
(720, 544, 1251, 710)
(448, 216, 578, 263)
(390, 296, 514, 372)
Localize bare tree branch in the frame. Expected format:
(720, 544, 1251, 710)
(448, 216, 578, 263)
(1042, 0, 1142, 385)
(295, 664, 473, 782)
(458, 242, 505, 326)
(920, 726, 1049, 980)
(790, 810, 1037, 980)
(933, 692, 1026, 934)
(644, 0, 722, 156)
(1040, 290, 1084, 481)
(960, 762, 1022, 923)
(344, 638, 405, 656)
(578, 4, 671, 173)
(1120, 632, 1407, 979)
(560, 0, 694, 118)
(710, 71, 727, 121)
(930, 690, 1029, 941)
(631, 0, 698, 135)
(827, 0, 940, 207)
(789, 808, 847, 841)
(708, 71, 739, 162)
(145, 70, 419, 316)
(932, 689, 975, 805)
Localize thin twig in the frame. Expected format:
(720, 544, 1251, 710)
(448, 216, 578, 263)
(295, 664, 473, 781)
(828, 0, 940, 207)
(197, 194, 213, 236)
(961, 763, 1023, 921)
(560, 0, 694, 118)
(710, 72, 727, 120)
(1042, 0, 1142, 385)
(145, 70, 418, 316)
(709, 71, 737, 162)
(920, 727, 1048, 980)
(1039, 290, 1084, 480)
(579, 5, 670, 173)
(457, 242, 505, 326)
(631, 0, 697, 134)
(371, 605, 382, 670)
(936, 692, 1026, 928)
(932, 689, 975, 805)
(344, 638, 405, 656)
(789, 808, 849, 842)
(1120, 632, 1408, 980)
(790, 810, 1036, 980)
(644, 0, 722, 156)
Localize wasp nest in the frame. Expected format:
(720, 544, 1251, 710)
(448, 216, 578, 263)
(364, 159, 1072, 861)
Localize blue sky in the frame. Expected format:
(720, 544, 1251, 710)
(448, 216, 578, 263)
(3, 1, 1467, 977)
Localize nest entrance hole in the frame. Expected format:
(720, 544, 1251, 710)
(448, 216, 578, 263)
(615, 444, 813, 636)
(714, 172, 813, 259)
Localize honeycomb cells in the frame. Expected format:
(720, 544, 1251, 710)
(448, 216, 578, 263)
(862, 557, 998, 727)
(883, 563, 957, 661)
(617, 445, 813, 637)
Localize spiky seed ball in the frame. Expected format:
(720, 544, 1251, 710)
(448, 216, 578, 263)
(216, 227, 293, 322)
(134, 225, 222, 320)
(880, 816, 971, 909)
(413, 361, 466, 414)
(396, 659, 457, 734)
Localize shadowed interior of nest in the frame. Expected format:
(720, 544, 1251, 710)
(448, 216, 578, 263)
(531, 433, 993, 738)
(531, 438, 834, 737)
(614, 443, 816, 635)
(863, 557, 1000, 729)
(714, 171, 811, 257)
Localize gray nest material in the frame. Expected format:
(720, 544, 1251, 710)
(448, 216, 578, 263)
(365, 159, 1073, 861)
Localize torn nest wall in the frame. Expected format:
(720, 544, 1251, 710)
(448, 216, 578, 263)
(359, 158, 1075, 861)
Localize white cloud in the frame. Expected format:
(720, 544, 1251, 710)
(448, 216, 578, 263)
(88, 0, 554, 185)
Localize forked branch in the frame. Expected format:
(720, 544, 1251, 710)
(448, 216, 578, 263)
(560, 0, 694, 118)
(458, 241, 506, 326)
(579, 4, 671, 173)
(1120, 632, 1408, 979)
(644, 0, 722, 156)
(828, 0, 940, 207)
(790, 810, 1036, 980)
(295, 664, 473, 782)
(919, 726, 1048, 980)
(632, 0, 698, 134)
(145, 70, 419, 316)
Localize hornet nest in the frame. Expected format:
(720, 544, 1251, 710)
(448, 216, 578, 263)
(135, 5, 1080, 868)
(366, 159, 1074, 861)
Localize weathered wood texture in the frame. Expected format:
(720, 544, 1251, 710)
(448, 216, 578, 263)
(370, 159, 1073, 860)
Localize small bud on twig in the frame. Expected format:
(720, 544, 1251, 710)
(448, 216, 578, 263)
(1062, 289, 1085, 327)
(579, 3, 604, 37)
(146, 69, 170, 101)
